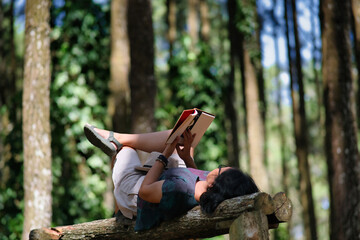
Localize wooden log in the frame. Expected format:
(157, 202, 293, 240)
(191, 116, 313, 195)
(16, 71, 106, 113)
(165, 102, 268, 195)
(254, 191, 274, 215)
(272, 192, 292, 222)
(29, 192, 289, 240)
(266, 192, 293, 230)
(229, 210, 269, 240)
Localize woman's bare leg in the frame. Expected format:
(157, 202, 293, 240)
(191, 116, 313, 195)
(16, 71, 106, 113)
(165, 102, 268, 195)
(90, 125, 172, 153)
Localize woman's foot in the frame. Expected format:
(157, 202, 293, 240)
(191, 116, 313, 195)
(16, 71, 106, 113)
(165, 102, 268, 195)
(84, 124, 123, 157)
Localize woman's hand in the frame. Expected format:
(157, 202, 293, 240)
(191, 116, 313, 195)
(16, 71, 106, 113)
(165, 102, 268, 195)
(176, 130, 197, 168)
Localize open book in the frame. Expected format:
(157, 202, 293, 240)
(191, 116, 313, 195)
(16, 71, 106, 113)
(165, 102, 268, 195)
(166, 108, 215, 148)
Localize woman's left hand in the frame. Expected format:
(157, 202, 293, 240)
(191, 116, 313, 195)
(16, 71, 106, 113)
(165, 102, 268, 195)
(176, 129, 195, 163)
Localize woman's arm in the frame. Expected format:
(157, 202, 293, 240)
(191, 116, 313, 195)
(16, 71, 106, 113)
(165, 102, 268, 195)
(138, 137, 180, 203)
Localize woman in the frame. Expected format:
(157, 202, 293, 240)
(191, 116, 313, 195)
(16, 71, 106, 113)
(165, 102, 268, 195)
(84, 124, 259, 231)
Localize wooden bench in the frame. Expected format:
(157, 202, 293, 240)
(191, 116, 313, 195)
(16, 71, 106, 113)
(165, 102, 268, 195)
(29, 192, 292, 240)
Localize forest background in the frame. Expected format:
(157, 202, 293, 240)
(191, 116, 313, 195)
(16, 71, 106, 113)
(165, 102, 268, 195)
(1, 0, 360, 239)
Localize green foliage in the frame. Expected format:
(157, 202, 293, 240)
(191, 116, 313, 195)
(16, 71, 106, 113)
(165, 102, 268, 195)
(156, 35, 228, 170)
(0, 2, 25, 236)
(204, 235, 228, 240)
(0, 173, 24, 240)
(235, 0, 262, 69)
(235, 0, 257, 39)
(0, 97, 24, 240)
(50, 0, 112, 226)
(273, 223, 291, 240)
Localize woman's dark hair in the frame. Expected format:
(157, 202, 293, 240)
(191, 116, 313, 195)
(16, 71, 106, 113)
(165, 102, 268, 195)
(199, 168, 259, 214)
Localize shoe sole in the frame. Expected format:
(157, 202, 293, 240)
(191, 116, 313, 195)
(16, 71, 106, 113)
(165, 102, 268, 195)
(84, 125, 116, 157)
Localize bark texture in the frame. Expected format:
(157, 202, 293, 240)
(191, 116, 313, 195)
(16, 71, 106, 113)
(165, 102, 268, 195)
(311, 0, 321, 122)
(22, 0, 52, 239)
(229, 210, 269, 240)
(225, 0, 240, 168)
(352, 0, 360, 126)
(321, 0, 360, 239)
(167, 0, 177, 57)
(187, 0, 199, 48)
(29, 192, 292, 240)
(109, 0, 131, 133)
(127, 0, 156, 133)
(238, 0, 268, 192)
(243, 49, 269, 192)
(199, 0, 209, 41)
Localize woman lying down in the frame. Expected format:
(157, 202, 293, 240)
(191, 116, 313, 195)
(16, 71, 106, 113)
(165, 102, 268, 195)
(84, 124, 259, 231)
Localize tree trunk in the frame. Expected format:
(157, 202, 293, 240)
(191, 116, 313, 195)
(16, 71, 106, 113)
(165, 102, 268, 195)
(187, 0, 199, 48)
(199, 0, 209, 41)
(352, 0, 360, 127)
(0, 1, 5, 106)
(107, 0, 132, 213)
(167, 0, 177, 58)
(109, 0, 131, 133)
(22, 0, 52, 239)
(243, 49, 269, 192)
(236, 0, 268, 192)
(271, 0, 288, 196)
(225, 0, 240, 168)
(254, 2, 267, 169)
(0, 0, 4, 180)
(127, 0, 156, 134)
(321, 0, 360, 238)
(284, 0, 318, 239)
(9, 0, 16, 96)
(311, 0, 321, 123)
(270, 4, 291, 240)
